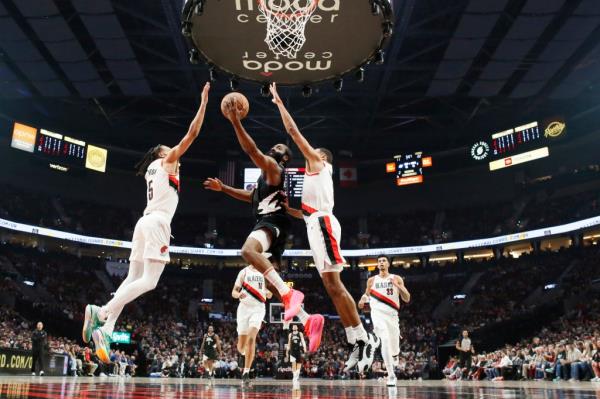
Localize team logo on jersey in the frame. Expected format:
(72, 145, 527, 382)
(160, 245, 168, 255)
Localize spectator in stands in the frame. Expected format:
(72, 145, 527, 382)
(83, 347, 98, 376)
(553, 343, 570, 381)
(592, 339, 600, 382)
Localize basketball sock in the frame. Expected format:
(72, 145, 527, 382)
(345, 327, 356, 345)
(103, 260, 165, 325)
(264, 269, 291, 296)
(243, 368, 250, 374)
(380, 335, 395, 377)
(296, 308, 310, 325)
(353, 324, 368, 343)
(100, 261, 144, 334)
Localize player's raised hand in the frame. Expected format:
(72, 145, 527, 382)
(201, 82, 210, 104)
(222, 98, 239, 121)
(270, 83, 283, 105)
(203, 177, 223, 192)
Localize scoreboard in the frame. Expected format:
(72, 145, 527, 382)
(10, 121, 108, 173)
(244, 167, 305, 198)
(285, 168, 305, 198)
(470, 119, 566, 171)
(37, 129, 86, 162)
(386, 152, 432, 186)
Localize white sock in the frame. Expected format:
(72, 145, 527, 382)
(101, 261, 144, 334)
(353, 324, 368, 343)
(345, 327, 356, 345)
(243, 368, 250, 374)
(103, 260, 165, 318)
(296, 308, 310, 325)
(264, 269, 291, 296)
(380, 335, 395, 377)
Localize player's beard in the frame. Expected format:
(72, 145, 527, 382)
(267, 149, 285, 165)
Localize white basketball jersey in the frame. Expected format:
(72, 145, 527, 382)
(143, 159, 179, 222)
(370, 274, 400, 314)
(301, 162, 334, 217)
(235, 266, 267, 306)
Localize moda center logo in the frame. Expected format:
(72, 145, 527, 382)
(242, 51, 333, 76)
(234, 0, 341, 24)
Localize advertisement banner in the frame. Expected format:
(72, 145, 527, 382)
(0, 348, 67, 376)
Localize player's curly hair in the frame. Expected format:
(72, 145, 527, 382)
(135, 144, 163, 176)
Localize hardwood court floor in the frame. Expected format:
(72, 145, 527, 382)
(1, 376, 599, 398)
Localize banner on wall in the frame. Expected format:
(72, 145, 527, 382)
(0, 348, 68, 376)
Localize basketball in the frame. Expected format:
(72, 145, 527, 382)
(221, 92, 249, 120)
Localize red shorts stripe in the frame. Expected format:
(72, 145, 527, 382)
(301, 203, 318, 216)
(322, 216, 344, 265)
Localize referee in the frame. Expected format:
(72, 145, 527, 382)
(455, 330, 474, 370)
(31, 322, 47, 376)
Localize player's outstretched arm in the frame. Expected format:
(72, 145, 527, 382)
(164, 83, 210, 168)
(203, 177, 252, 203)
(223, 98, 280, 183)
(270, 83, 322, 169)
(358, 277, 374, 309)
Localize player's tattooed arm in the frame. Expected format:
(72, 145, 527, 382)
(164, 83, 210, 168)
(269, 83, 322, 172)
(358, 277, 374, 309)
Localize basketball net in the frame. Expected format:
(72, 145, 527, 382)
(258, 0, 318, 59)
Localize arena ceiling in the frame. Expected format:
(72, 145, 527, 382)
(1, 0, 600, 162)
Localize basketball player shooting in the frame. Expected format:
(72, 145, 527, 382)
(82, 83, 211, 364)
(358, 255, 410, 386)
(207, 94, 324, 352)
(269, 83, 379, 374)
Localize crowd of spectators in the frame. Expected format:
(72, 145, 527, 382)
(444, 294, 600, 382)
(1, 184, 598, 250)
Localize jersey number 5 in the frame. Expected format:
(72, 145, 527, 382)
(148, 180, 154, 201)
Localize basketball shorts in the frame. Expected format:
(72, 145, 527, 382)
(290, 350, 303, 364)
(203, 352, 218, 362)
(129, 213, 171, 263)
(251, 214, 290, 264)
(371, 309, 400, 356)
(305, 212, 346, 274)
(236, 302, 266, 335)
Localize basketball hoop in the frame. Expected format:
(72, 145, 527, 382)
(258, 0, 318, 59)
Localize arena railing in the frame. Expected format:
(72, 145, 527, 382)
(0, 215, 599, 258)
